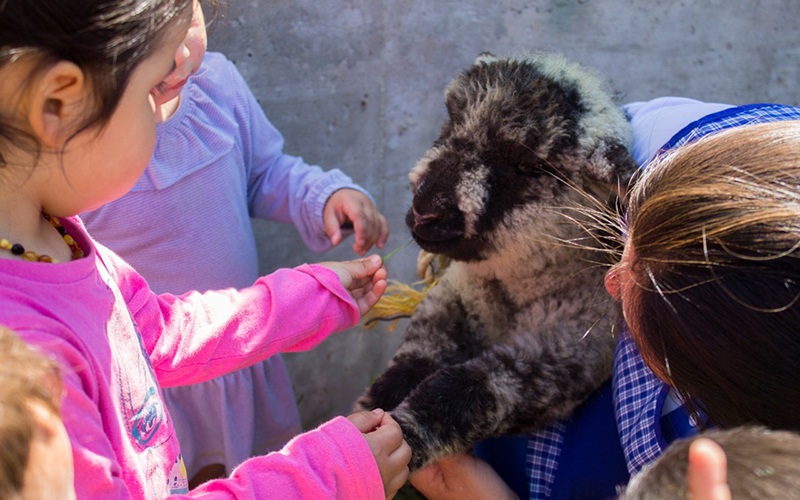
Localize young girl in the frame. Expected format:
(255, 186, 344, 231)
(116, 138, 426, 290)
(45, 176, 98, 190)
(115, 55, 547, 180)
(410, 101, 800, 500)
(0, 1, 409, 499)
(80, 0, 390, 486)
(0, 326, 75, 500)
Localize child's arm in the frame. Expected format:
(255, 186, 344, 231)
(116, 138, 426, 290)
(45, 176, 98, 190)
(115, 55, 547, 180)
(108, 246, 385, 387)
(189, 415, 389, 500)
(29, 340, 387, 500)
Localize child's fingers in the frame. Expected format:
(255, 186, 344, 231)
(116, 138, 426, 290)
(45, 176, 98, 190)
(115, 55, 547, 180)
(370, 413, 405, 451)
(323, 210, 345, 247)
(687, 438, 731, 500)
(349, 279, 373, 297)
(347, 408, 384, 433)
(385, 439, 411, 482)
(377, 213, 390, 249)
(355, 278, 387, 316)
(315, 256, 380, 289)
(348, 254, 383, 279)
(324, 255, 382, 287)
(349, 202, 389, 254)
(349, 266, 382, 290)
(349, 278, 375, 299)
(375, 265, 388, 282)
(386, 464, 411, 500)
(350, 205, 374, 256)
(350, 265, 387, 299)
(390, 439, 412, 469)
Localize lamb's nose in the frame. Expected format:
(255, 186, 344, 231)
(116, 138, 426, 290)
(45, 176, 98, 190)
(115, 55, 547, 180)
(413, 207, 443, 226)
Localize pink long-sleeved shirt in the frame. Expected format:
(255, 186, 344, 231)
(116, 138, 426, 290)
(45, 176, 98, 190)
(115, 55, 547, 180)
(0, 217, 383, 499)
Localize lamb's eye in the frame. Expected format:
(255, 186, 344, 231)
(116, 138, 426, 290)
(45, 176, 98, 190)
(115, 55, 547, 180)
(516, 161, 546, 177)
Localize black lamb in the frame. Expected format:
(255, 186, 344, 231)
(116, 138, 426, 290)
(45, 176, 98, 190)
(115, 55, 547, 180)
(357, 52, 638, 471)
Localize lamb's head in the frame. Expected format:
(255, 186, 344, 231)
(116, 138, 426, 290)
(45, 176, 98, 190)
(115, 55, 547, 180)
(407, 53, 637, 263)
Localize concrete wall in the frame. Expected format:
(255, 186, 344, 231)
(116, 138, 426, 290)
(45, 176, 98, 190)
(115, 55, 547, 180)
(208, 0, 800, 428)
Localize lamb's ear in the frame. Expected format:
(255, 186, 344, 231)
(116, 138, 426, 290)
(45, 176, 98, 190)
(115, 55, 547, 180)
(444, 71, 471, 124)
(584, 138, 639, 196)
(474, 52, 498, 65)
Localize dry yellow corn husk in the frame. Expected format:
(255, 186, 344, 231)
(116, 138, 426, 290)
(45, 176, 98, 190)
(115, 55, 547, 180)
(362, 279, 440, 331)
(362, 250, 451, 331)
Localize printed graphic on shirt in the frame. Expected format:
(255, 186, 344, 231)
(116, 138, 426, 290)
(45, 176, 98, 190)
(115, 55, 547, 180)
(168, 455, 190, 494)
(98, 262, 182, 498)
(106, 295, 165, 447)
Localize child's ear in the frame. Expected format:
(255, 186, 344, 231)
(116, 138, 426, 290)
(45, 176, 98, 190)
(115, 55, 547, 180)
(28, 61, 86, 148)
(26, 400, 61, 439)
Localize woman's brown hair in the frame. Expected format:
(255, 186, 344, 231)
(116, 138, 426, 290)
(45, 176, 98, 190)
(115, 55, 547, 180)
(625, 120, 800, 431)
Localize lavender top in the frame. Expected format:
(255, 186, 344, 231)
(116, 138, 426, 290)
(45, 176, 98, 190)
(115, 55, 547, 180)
(82, 52, 370, 294)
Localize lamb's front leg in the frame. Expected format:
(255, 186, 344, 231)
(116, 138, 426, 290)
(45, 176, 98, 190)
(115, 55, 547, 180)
(391, 331, 615, 471)
(356, 283, 489, 413)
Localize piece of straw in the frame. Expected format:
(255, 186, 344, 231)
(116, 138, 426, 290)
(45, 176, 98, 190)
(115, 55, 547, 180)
(382, 237, 415, 263)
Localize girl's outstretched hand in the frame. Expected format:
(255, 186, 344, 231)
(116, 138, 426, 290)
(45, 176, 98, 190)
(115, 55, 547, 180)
(323, 189, 390, 255)
(316, 255, 387, 316)
(348, 409, 411, 500)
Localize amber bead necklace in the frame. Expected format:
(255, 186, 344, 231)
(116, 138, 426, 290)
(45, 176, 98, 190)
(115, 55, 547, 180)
(0, 215, 84, 263)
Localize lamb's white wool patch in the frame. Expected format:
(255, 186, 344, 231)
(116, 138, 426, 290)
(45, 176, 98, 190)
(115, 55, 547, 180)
(409, 146, 440, 188)
(456, 165, 489, 237)
(474, 53, 500, 66)
(516, 52, 632, 152)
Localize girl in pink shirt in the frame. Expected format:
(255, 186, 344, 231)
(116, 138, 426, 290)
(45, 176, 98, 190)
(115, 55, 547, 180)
(0, 1, 410, 499)
(81, 1, 391, 487)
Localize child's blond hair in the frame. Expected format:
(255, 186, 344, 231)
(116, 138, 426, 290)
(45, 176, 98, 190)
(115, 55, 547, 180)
(620, 426, 800, 499)
(0, 326, 62, 499)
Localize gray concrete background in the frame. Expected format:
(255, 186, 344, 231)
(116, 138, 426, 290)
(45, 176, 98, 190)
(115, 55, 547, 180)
(207, 0, 800, 429)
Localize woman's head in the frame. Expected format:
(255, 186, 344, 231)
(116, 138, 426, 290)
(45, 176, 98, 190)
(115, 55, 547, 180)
(607, 120, 800, 431)
(0, 326, 74, 500)
(0, 0, 195, 165)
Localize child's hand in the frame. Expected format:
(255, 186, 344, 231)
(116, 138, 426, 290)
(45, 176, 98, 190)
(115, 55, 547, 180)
(316, 255, 387, 316)
(323, 189, 390, 256)
(686, 438, 732, 500)
(409, 452, 520, 500)
(348, 409, 411, 500)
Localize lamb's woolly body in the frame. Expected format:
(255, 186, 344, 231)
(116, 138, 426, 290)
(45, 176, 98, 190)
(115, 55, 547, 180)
(358, 52, 637, 470)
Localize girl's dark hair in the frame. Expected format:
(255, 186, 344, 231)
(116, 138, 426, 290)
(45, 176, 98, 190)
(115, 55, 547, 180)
(0, 0, 197, 164)
(625, 120, 800, 432)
